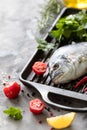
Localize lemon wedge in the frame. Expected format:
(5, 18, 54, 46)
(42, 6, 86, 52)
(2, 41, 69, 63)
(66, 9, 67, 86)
(46, 112, 76, 129)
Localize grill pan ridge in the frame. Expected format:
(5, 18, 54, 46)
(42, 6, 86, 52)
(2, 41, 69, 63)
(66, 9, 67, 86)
(20, 8, 87, 112)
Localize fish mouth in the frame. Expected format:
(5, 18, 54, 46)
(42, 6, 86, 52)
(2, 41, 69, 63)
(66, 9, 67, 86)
(50, 69, 64, 84)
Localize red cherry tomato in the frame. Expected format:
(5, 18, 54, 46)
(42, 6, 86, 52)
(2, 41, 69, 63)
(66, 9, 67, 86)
(3, 82, 21, 99)
(32, 61, 47, 75)
(29, 98, 45, 114)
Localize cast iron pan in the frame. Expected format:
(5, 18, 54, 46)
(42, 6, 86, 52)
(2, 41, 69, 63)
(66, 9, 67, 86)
(20, 7, 87, 112)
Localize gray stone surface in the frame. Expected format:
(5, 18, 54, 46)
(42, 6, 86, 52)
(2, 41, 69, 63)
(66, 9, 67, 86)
(0, 0, 87, 130)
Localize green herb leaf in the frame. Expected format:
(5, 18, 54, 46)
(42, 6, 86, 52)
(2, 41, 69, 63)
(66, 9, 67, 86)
(51, 10, 87, 43)
(37, 38, 54, 51)
(3, 106, 23, 120)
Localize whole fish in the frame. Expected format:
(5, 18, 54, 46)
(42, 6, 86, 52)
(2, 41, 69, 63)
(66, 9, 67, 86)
(48, 42, 87, 84)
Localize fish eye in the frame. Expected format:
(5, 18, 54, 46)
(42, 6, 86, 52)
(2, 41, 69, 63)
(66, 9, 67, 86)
(53, 64, 59, 70)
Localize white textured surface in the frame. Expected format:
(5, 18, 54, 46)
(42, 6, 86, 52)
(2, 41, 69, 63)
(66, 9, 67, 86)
(0, 0, 86, 130)
(0, 0, 46, 73)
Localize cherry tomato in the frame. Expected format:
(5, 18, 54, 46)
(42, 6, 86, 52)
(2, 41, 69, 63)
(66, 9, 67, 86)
(29, 98, 45, 114)
(3, 82, 21, 99)
(32, 61, 47, 75)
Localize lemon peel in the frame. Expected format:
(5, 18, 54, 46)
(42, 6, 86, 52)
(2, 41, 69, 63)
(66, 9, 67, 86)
(46, 112, 76, 129)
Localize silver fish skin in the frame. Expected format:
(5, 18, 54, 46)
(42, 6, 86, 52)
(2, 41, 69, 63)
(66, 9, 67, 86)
(48, 42, 87, 84)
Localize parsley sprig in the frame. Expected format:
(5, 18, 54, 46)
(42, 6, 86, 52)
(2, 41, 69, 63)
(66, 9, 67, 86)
(51, 10, 87, 43)
(37, 38, 54, 51)
(3, 106, 23, 120)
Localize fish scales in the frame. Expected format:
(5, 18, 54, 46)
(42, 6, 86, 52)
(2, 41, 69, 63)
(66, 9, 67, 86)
(48, 42, 87, 84)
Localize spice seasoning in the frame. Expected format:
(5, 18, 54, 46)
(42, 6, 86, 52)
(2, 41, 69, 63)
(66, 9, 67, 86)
(8, 75, 11, 79)
(21, 89, 24, 93)
(38, 119, 42, 124)
(50, 112, 53, 117)
(27, 93, 30, 97)
(50, 127, 54, 130)
(2, 82, 7, 86)
(31, 92, 36, 97)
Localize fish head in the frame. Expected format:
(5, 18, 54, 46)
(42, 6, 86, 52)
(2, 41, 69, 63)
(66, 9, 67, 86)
(49, 54, 73, 84)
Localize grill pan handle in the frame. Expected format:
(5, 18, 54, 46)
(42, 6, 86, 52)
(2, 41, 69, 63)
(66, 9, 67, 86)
(20, 76, 87, 112)
(31, 82, 87, 112)
(42, 89, 87, 112)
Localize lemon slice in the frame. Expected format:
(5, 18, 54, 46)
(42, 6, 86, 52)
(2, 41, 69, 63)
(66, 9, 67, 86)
(46, 112, 76, 129)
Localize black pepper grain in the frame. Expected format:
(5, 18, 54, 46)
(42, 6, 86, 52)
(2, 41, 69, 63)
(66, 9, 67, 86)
(2, 82, 7, 86)
(38, 120, 42, 124)
(21, 89, 24, 93)
(31, 92, 35, 97)
(27, 93, 30, 97)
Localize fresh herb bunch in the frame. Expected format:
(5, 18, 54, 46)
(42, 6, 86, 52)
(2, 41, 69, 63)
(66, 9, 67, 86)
(37, 38, 54, 51)
(3, 106, 23, 120)
(39, 0, 61, 31)
(51, 10, 87, 43)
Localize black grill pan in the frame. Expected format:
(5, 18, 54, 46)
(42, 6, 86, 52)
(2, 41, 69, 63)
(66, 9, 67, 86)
(20, 8, 87, 112)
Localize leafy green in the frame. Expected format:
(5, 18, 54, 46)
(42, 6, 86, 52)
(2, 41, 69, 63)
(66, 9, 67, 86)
(3, 106, 23, 120)
(38, 0, 61, 31)
(37, 38, 54, 51)
(51, 10, 87, 43)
